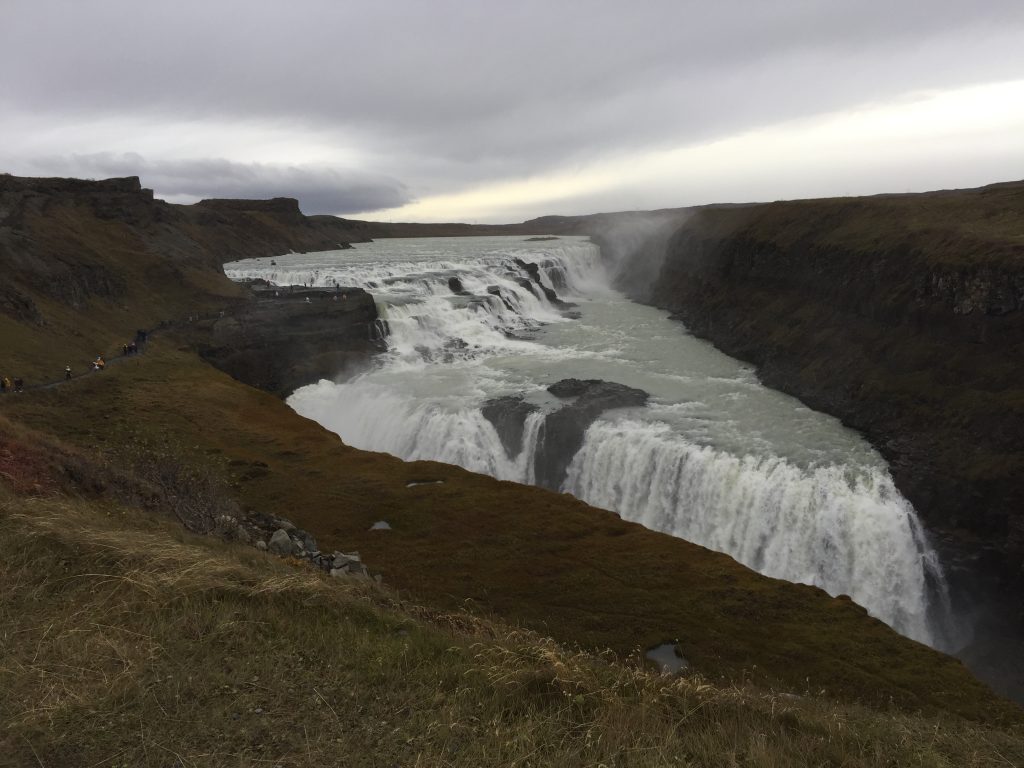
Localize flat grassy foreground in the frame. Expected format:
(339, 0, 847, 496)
(2, 488, 1022, 767)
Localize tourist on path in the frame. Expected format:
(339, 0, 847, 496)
(65, 365, 72, 380)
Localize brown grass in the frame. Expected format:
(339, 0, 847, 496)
(0, 489, 1022, 767)
(1, 343, 1019, 723)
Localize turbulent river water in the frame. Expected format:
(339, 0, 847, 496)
(226, 235, 954, 648)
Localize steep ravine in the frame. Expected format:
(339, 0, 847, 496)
(601, 183, 1024, 699)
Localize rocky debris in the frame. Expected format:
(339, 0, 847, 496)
(481, 396, 540, 460)
(224, 510, 379, 582)
(328, 551, 370, 579)
(535, 379, 649, 490)
(268, 528, 293, 556)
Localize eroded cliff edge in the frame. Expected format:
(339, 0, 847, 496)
(600, 181, 1024, 696)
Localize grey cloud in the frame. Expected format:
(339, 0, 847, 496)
(2, 1, 1024, 214)
(30, 153, 412, 214)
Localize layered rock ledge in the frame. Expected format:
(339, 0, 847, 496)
(191, 285, 386, 396)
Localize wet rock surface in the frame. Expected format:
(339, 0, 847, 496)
(540, 380, 648, 490)
(514, 257, 568, 306)
(483, 380, 649, 488)
(229, 510, 376, 580)
(481, 396, 540, 460)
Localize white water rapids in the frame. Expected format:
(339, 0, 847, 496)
(226, 236, 952, 647)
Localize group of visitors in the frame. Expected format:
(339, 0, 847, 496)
(1, 329, 151, 395)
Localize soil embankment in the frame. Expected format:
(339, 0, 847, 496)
(602, 182, 1024, 699)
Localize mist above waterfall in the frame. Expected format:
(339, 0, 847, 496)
(227, 235, 954, 647)
(584, 211, 686, 300)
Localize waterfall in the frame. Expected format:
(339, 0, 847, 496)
(228, 237, 952, 648)
(563, 417, 942, 643)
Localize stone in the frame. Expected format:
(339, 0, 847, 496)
(333, 552, 360, 569)
(255, 540, 268, 551)
(295, 529, 318, 552)
(369, 520, 391, 531)
(234, 525, 252, 545)
(347, 563, 369, 578)
(268, 528, 293, 556)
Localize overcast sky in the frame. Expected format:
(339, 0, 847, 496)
(3, 1, 1024, 222)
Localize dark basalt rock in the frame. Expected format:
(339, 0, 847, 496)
(486, 285, 516, 312)
(514, 257, 564, 305)
(514, 276, 540, 297)
(534, 379, 649, 490)
(192, 286, 385, 396)
(481, 396, 540, 459)
(448, 276, 469, 295)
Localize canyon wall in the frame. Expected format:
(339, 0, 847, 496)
(604, 182, 1024, 694)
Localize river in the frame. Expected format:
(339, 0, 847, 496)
(225, 235, 953, 648)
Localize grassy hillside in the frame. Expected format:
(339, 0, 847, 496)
(2, 487, 1023, 766)
(1, 340, 1018, 724)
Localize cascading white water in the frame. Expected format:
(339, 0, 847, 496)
(227, 236, 951, 647)
(563, 417, 938, 642)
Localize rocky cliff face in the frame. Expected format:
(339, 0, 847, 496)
(0, 174, 372, 323)
(604, 182, 1024, 698)
(191, 286, 385, 396)
(0, 174, 377, 381)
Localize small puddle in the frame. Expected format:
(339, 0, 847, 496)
(406, 480, 445, 487)
(645, 643, 688, 674)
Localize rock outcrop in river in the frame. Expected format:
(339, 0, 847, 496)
(191, 285, 386, 396)
(483, 379, 649, 490)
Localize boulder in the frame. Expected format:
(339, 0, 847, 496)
(268, 528, 293, 556)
